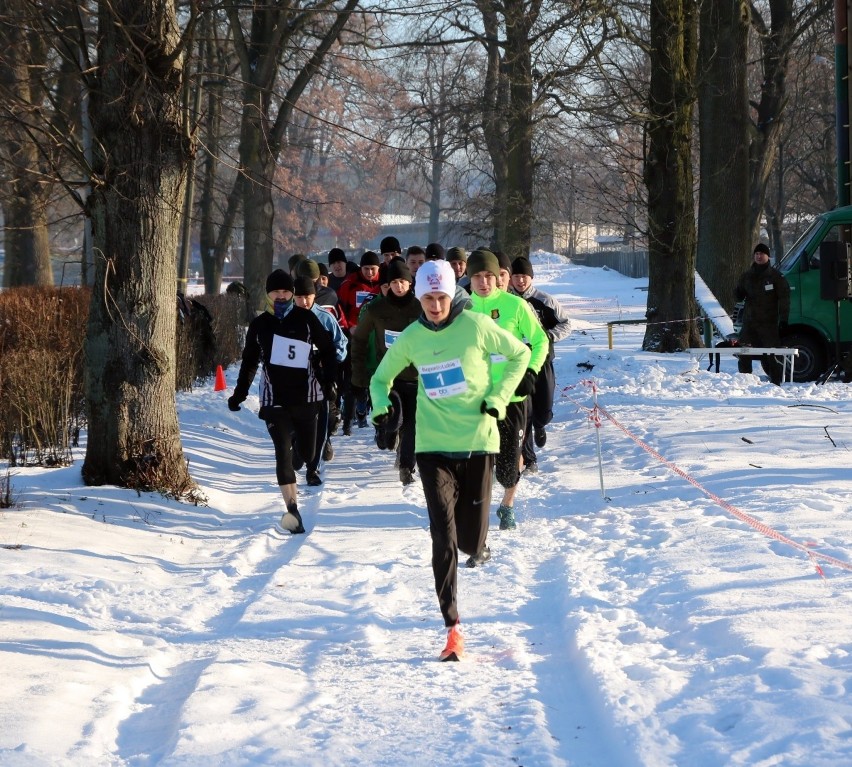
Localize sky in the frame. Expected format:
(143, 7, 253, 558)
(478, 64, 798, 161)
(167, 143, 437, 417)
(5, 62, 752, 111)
(2, 256, 852, 767)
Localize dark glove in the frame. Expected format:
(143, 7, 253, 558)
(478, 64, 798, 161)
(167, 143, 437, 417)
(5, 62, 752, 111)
(372, 410, 388, 427)
(227, 395, 242, 412)
(480, 400, 499, 419)
(514, 368, 537, 397)
(323, 381, 338, 403)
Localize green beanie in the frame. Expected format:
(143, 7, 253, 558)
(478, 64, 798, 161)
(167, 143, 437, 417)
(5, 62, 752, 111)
(466, 248, 500, 279)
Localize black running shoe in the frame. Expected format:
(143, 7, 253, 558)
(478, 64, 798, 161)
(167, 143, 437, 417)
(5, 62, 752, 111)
(306, 470, 322, 487)
(375, 427, 387, 450)
(322, 439, 334, 462)
(280, 506, 305, 534)
(534, 427, 547, 448)
(465, 546, 491, 568)
(399, 467, 415, 486)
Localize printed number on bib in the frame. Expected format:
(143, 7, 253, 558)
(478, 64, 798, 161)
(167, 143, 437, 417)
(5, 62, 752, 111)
(385, 329, 401, 347)
(420, 358, 467, 399)
(270, 335, 311, 368)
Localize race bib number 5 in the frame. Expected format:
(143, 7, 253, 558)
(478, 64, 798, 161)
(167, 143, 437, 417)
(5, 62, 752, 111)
(419, 358, 467, 399)
(270, 335, 311, 368)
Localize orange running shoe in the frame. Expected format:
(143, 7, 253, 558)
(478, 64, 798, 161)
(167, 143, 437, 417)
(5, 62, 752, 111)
(439, 623, 464, 662)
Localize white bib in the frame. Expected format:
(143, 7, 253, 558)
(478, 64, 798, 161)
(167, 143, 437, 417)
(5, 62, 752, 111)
(419, 358, 467, 399)
(270, 335, 311, 368)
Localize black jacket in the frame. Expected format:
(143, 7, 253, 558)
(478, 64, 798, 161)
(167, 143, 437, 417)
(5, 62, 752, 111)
(734, 262, 790, 346)
(232, 305, 337, 420)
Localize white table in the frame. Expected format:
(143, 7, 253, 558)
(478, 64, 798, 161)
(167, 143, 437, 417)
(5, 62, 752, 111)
(687, 347, 799, 383)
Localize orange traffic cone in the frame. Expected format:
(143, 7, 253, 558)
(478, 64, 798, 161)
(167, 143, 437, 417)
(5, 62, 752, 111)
(214, 365, 227, 392)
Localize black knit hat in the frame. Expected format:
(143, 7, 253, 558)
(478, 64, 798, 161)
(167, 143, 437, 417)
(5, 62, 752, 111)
(511, 257, 534, 277)
(328, 247, 347, 264)
(318, 262, 329, 276)
(380, 236, 401, 255)
(466, 248, 500, 279)
(425, 242, 446, 260)
(266, 269, 294, 294)
(378, 263, 390, 285)
(753, 243, 770, 256)
(447, 246, 467, 263)
(495, 250, 512, 273)
(387, 259, 412, 283)
(297, 259, 321, 280)
(360, 250, 381, 267)
(293, 276, 316, 296)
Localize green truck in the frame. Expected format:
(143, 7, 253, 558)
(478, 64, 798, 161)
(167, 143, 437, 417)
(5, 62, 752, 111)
(774, 205, 852, 381)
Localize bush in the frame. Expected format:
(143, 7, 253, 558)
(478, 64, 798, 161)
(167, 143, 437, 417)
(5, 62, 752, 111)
(0, 286, 247, 464)
(0, 287, 88, 466)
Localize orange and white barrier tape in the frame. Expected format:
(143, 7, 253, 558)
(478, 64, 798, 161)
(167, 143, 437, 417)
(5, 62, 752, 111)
(561, 380, 852, 579)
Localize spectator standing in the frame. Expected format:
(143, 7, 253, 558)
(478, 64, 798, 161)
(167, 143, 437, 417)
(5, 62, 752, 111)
(734, 243, 791, 386)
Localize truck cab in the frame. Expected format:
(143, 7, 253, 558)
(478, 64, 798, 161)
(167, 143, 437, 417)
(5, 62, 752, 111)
(776, 206, 852, 380)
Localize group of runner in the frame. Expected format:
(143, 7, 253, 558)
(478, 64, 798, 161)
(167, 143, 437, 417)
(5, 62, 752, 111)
(228, 236, 571, 659)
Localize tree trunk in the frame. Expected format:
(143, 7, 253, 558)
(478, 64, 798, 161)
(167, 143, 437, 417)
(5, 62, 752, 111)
(696, 0, 750, 313)
(748, 1, 794, 243)
(476, 0, 509, 250)
(238, 81, 276, 315)
(503, 0, 535, 261)
(2, 195, 52, 287)
(0, 1, 54, 287)
(644, 0, 702, 352)
(82, 0, 194, 494)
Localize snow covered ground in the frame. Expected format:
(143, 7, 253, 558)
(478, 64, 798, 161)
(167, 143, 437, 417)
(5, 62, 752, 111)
(2, 257, 852, 767)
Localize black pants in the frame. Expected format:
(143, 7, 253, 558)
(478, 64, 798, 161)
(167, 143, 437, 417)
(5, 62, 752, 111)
(496, 398, 530, 489)
(521, 358, 555, 465)
(307, 399, 329, 473)
(266, 403, 320, 485)
(417, 452, 495, 627)
(393, 379, 418, 471)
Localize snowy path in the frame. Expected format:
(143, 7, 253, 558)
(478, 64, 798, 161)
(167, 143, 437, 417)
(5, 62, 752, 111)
(3, 260, 852, 766)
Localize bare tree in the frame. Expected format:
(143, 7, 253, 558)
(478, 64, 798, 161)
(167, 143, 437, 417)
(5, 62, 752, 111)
(643, 0, 702, 352)
(0, 0, 79, 287)
(223, 0, 360, 315)
(82, 0, 196, 493)
(695, 0, 751, 312)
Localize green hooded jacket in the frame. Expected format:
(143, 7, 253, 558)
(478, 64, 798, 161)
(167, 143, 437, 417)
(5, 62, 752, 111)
(469, 288, 549, 401)
(369, 307, 530, 454)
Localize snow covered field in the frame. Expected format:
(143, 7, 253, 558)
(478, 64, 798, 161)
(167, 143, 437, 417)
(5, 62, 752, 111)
(2, 257, 851, 766)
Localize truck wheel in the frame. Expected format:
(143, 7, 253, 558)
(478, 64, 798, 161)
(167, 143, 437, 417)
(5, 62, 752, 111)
(777, 333, 827, 382)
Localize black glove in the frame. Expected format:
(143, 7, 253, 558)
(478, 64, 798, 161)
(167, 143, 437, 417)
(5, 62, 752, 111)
(480, 400, 499, 419)
(372, 411, 388, 427)
(323, 381, 338, 403)
(514, 368, 537, 397)
(227, 395, 242, 412)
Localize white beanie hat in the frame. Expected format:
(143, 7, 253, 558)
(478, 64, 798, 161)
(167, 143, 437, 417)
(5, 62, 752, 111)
(415, 259, 456, 300)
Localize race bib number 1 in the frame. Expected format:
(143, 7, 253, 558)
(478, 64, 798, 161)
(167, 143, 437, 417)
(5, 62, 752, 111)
(419, 358, 467, 399)
(270, 335, 311, 368)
